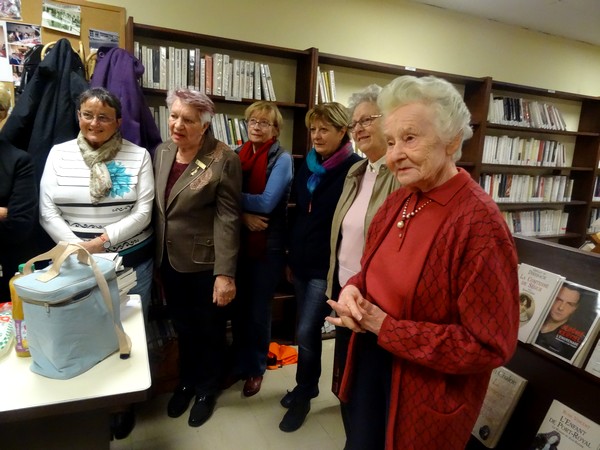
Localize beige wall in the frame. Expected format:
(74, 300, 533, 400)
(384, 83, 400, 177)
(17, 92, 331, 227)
(100, 0, 600, 96)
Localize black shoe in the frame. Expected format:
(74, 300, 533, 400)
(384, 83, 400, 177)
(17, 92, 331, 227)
(167, 385, 195, 418)
(188, 395, 216, 427)
(280, 387, 318, 408)
(279, 399, 311, 432)
(110, 409, 135, 440)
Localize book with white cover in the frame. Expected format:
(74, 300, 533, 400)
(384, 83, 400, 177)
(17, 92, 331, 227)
(472, 366, 527, 448)
(517, 263, 565, 344)
(530, 400, 600, 450)
(264, 63, 276, 101)
(532, 280, 600, 365)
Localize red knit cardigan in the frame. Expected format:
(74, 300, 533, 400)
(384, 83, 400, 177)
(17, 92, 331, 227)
(339, 169, 520, 449)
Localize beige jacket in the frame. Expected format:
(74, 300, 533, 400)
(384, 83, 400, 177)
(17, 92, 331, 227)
(325, 159, 400, 298)
(154, 134, 242, 276)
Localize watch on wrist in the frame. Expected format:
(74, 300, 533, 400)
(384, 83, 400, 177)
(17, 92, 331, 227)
(99, 234, 111, 250)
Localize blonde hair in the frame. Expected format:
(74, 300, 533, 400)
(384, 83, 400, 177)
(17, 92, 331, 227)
(0, 89, 11, 112)
(305, 102, 350, 143)
(245, 101, 283, 137)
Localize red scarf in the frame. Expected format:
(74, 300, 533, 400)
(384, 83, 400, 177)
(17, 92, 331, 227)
(238, 138, 275, 258)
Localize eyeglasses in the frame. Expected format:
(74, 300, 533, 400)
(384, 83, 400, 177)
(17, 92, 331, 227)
(247, 118, 273, 129)
(78, 111, 116, 124)
(348, 114, 382, 132)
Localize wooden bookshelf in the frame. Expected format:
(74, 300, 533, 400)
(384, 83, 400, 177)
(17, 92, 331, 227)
(125, 17, 316, 158)
(467, 236, 600, 449)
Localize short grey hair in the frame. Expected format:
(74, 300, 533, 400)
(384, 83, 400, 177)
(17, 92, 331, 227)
(347, 84, 382, 116)
(166, 88, 215, 126)
(378, 75, 473, 161)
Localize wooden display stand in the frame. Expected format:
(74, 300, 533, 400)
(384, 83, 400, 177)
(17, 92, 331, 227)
(467, 236, 600, 449)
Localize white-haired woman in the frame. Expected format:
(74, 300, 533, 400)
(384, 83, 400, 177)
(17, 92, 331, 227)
(325, 84, 400, 437)
(327, 76, 520, 449)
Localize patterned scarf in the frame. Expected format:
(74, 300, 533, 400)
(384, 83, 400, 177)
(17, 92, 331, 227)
(78, 130, 123, 204)
(306, 140, 354, 194)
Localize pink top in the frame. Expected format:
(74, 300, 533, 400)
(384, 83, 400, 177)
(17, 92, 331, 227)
(337, 167, 378, 287)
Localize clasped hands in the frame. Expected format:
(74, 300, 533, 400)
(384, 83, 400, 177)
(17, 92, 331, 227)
(326, 285, 386, 335)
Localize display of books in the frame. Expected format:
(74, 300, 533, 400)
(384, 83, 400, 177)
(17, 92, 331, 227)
(529, 400, 600, 450)
(532, 280, 600, 365)
(117, 267, 137, 303)
(472, 366, 527, 448)
(517, 263, 565, 344)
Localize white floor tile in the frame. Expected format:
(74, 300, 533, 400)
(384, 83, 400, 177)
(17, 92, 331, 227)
(112, 339, 343, 450)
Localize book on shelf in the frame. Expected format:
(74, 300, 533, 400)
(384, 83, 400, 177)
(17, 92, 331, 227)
(253, 61, 261, 100)
(204, 54, 213, 95)
(584, 332, 600, 378)
(529, 400, 600, 450)
(532, 280, 600, 365)
(264, 63, 276, 101)
(259, 63, 270, 101)
(517, 263, 565, 344)
(471, 366, 527, 448)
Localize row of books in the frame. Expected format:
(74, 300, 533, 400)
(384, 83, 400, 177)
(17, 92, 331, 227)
(482, 135, 567, 167)
(517, 264, 600, 370)
(502, 209, 568, 237)
(479, 173, 574, 203)
(473, 262, 600, 448)
(316, 66, 336, 103)
(487, 95, 568, 131)
(133, 42, 277, 101)
(473, 374, 600, 449)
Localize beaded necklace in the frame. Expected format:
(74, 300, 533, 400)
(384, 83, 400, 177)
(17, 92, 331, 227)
(397, 194, 432, 230)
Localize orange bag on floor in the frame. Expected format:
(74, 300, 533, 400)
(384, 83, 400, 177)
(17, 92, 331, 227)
(267, 342, 298, 369)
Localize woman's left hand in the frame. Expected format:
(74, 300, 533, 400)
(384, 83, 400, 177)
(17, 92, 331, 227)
(213, 275, 236, 306)
(355, 297, 387, 335)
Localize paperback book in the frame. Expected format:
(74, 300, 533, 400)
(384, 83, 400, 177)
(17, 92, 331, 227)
(532, 280, 600, 365)
(529, 400, 600, 450)
(517, 264, 565, 344)
(472, 366, 527, 448)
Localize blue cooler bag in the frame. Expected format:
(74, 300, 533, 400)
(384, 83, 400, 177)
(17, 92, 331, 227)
(13, 242, 131, 379)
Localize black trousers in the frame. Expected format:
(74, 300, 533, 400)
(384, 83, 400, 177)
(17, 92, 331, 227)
(343, 332, 391, 450)
(160, 262, 227, 397)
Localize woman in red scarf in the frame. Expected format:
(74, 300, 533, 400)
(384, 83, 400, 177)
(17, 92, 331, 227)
(227, 101, 293, 397)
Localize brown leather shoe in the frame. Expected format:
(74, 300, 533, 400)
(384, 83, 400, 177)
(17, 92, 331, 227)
(243, 375, 263, 397)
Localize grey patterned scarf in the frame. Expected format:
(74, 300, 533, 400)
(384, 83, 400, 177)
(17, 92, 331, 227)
(77, 131, 123, 204)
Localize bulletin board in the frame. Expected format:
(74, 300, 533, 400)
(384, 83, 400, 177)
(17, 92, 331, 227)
(19, 0, 125, 58)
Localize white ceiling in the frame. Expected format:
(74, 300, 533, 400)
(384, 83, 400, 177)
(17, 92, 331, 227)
(409, 0, 600, 47)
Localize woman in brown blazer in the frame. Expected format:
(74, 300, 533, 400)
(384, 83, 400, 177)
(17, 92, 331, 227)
(153, 89, 242, 428)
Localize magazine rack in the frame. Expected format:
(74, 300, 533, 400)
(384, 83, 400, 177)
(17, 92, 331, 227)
(467, 236, 600, 449)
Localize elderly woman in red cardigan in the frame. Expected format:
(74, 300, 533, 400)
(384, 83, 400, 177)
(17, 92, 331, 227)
(327, 75, 520, 450)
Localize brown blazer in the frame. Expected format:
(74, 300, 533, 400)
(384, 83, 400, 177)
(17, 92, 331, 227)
(154, 133, 242, 276)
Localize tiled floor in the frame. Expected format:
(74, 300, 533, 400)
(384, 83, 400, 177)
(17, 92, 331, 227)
(110, 339, 345, 450)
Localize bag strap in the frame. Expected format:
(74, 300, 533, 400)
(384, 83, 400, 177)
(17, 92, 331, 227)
(23, 242, 132, 358)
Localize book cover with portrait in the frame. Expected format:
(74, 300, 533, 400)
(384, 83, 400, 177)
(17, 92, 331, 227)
(532, 280, 600, 365)
(529, 400, 600, 450)
(517, 263, 565, 344)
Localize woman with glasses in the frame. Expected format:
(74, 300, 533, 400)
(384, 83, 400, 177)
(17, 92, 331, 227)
(326, 85, 400, 440)
(154, 88, 242, 428)
(40, 87, 154, 316)
(280, 102, 362, 432)
(39, 87, 155, 440)
(224, 101, 293, 397)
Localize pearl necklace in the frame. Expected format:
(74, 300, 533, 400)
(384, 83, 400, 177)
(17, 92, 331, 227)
(397, 194, 432, 229)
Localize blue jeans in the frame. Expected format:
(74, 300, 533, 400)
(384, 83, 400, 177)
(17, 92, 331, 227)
(293, 276, 330, 398)
(232, 249, 285, 377)
(129, 258, 153, 323)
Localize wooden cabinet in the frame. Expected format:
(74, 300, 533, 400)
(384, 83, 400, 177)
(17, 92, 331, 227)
(467, 236, 600, 450)
(125, 17, 317, 159)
